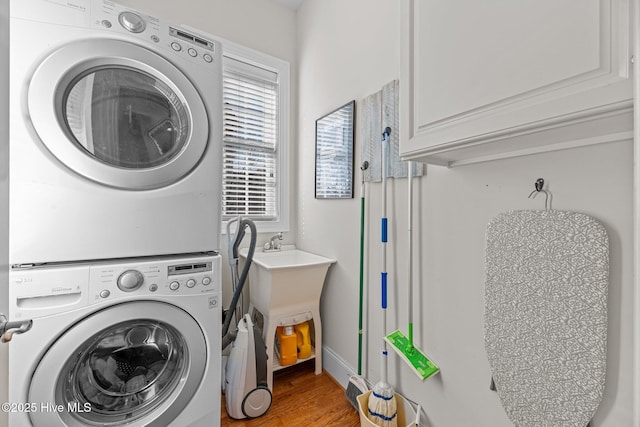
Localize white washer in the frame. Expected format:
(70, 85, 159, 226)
(9, 0, 223, 265)
(8, 253, 221, 427)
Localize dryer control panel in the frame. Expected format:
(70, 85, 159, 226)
(91, 0, 221, 68)
(89, 255, 221, 301)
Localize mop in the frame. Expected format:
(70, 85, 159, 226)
(345, 161, 371, 409)
(367, 127, 398, 427)
(385, 161, 439, 381)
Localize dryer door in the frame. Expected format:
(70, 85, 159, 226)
(28, 301, 207, 427)
(28, 39, 209, 190)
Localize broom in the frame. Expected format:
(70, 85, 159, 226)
(345, 161, 371, 409)
(367, 127, 398, 427)
(385, 161, 439, 381)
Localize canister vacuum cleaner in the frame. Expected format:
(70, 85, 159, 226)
(222, 218, 272, 419)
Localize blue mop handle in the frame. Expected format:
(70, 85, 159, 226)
(381, 217, 388, 309)
(381, 217, 388, 242)
(381, 271, 388, 309)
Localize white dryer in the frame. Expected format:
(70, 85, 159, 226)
(8, 253, 221, 427)
(9, 0, 223, 265)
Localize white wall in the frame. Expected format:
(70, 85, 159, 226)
(0, 2, 9, 426)
(297, 1, 634, 426)
(296, 0, 401, 370)
(118, 0, 297, 311)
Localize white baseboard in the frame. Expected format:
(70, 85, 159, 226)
(322, 345, 357, 389)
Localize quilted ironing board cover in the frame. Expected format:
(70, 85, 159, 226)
(485, 210, 608, 427)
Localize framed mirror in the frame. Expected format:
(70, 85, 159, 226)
(315, 100, 355, 199)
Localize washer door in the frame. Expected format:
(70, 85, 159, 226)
(28, 301, 207, 427)
(28, 39, 209, 190)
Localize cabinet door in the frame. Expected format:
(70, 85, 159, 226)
(400, 0, 633, 166)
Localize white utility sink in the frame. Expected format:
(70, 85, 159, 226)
(238, 245, 336, 314)
(238, 245, 335, 389)
(243, 245, 336, 270)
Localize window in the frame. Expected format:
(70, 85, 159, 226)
(221, 41, 289, 232)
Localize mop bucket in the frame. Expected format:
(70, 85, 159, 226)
(357, 390, 418, 427)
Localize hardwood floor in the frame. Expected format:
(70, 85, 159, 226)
(220, 361, 361, 426)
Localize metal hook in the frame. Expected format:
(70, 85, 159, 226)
(382, 126, 391, 140)
(360, 161, 369, 185)
(534, 178, 544, 192)
(528, 178, 550, 210)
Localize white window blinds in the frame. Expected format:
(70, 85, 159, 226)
(222, 58, 278, 219)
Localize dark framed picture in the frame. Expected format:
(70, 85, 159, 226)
(315, 100, 355, 199)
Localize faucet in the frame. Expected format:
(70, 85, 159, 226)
(264, 232, 283, 252)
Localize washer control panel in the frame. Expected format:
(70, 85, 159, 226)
(90, 255, 220, 302)
(9, 254, 220, 320)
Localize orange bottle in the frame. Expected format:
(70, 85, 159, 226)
(277, 325, 297, 366)
(295, 321, 312, 359)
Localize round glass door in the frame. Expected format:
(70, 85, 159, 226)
(65, 67, 190, 169)
(28, 302, 207, 427)
(60, 320, 186, 422)
(28, 39, 210, 190)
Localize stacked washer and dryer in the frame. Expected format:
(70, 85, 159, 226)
(7, 0, 224, 426)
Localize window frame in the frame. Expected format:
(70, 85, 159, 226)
(220, 39, 290, 234)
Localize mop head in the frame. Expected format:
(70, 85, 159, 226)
(385, 329, 440, 381)
(367, 381, 398, 427)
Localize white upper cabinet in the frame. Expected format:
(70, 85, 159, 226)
(400, 0, 634, 166)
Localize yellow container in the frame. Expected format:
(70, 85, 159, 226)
(276, 325, 297, 366)
(356, 390, 417, 427)
(295, 321, 312, 359)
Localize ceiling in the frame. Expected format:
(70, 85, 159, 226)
(270, 0, 304, 11)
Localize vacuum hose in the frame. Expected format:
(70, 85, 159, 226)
(222, 218, 257, 350)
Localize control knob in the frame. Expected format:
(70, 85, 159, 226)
(117, 270, 144, 292)
(118, 11, 146, 33)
